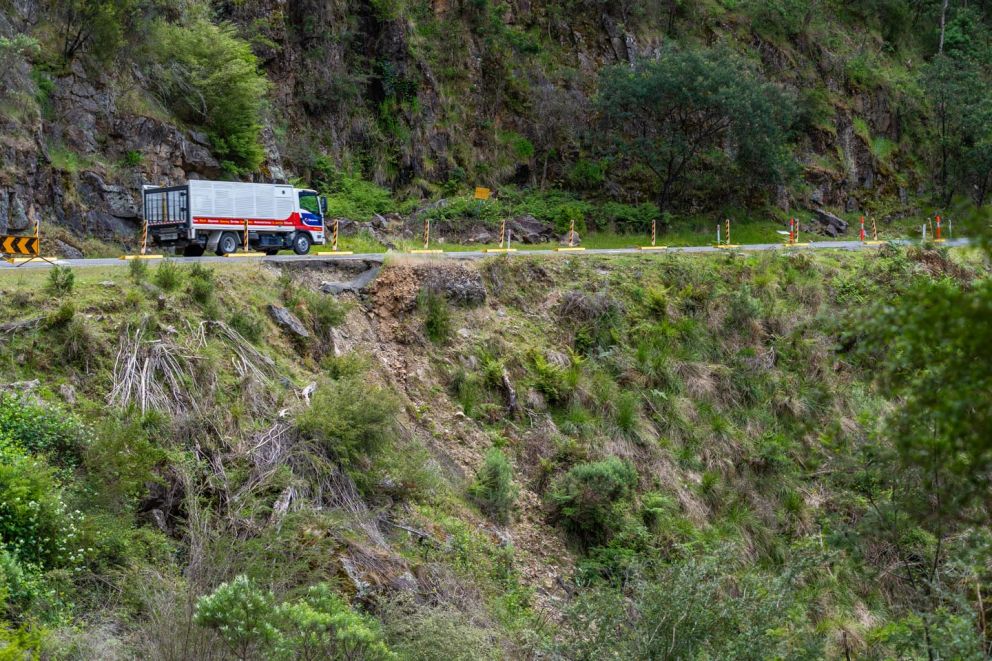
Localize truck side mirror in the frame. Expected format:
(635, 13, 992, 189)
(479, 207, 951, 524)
(319, 196, 328, 215)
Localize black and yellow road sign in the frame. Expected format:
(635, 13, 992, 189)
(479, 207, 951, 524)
(1, 235, 40, 256)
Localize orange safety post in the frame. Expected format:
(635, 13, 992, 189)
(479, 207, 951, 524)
(243, 218, 250, 252)
(725, 218, 731, 246)
(333, 217, 340, 251)
(872, 217, 878, 241)
(789, 217, 795, 244)
(859, 216, 865, 242)
(936, 215, 942, 241)
(424, 218, 430, 250)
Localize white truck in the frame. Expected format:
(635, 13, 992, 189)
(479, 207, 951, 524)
(142, 180, 328, 256)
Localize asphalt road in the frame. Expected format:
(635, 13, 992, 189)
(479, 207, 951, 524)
(0, 238, 970, 270)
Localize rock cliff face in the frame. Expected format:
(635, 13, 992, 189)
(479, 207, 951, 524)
(0, 1, 920, 248)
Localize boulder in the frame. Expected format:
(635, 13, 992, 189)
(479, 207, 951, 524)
(508, 215, 555, 244)
(809, 208, 849, 237)
(54, 239, 83, 260)
(559, 230, 582, 246)
(268, 304, 310, 339)
(423, 266, 486, 306)
(466, 230, 494, 244)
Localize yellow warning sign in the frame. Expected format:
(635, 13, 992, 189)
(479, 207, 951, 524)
(474, 187, 492, 201)
(1, 235, 39, 256)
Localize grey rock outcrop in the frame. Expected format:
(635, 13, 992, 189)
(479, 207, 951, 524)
(809, 208, 849, 237)
(268, 305, 310, 339)
(508, 215, 555, 244)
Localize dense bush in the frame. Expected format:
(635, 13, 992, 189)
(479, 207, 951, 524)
(194, 576, 394, 660)
(147, 19, 268, 173)
(468, 448, 518, 524)
(549, 457, 638, 548)
(153, 259, 182, 291)
(314, 162, 398, 221)
(294, 376, 399, 474)
(46, 266, 74, 297)
(0, 441, 82, 568)
(418, 289, 451, 344)
(0, 394, 87, 464)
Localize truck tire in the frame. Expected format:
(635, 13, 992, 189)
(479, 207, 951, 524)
(264, 249, 280, 256)
(216, 233, 240, 256)
(292, 232, 312, 255)
(183, 244, 205, 257)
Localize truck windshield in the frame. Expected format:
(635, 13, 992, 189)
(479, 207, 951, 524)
(299, 192, 321, 216)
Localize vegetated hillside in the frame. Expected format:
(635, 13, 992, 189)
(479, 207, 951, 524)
(2, 0, 991, 251)
(0, 245, 989, 658)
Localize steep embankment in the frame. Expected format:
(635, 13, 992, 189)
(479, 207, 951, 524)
(0, 246, 985, 657)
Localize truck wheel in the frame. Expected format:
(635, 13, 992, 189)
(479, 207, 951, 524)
(183, 244, 205, 257)
(264, 249, 280, 256)
(216, 233, 240, 256)
(292, 233, 312, 255)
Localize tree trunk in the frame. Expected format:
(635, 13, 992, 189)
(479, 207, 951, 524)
(939, 0, 950, 54)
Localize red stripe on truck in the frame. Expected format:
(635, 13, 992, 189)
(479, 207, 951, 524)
(192, 213, 320, 232)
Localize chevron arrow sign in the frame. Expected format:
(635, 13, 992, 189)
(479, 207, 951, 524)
(0, 235, 40, 256)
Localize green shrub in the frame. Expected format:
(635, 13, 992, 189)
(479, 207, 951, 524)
(549, 457, 638, 549)
(0, 393, 87, 464)
(468, 449, 518, 524)
(194, 575, 280, 659)
(450, 369, 483, 418)
(294, 376, 399, 474)
(0, 547, 44, 618)
(128, 256, 148, 283)
(418, 289, 451, 344)
(194, 576, 395, 660)
(304, 292, 346, 337)
(0, 441, 82, 568)
(84, 416, 164, 509)
(189, 277, 213, 306)
(153, 259, 182, 291)
(148, 20, 269, 172)
(229, 310, 264, 343)
(379, 594, 498, 661)
(313, 161, 397, 221)
(46, 266, 74, 297)
(321, 353, 370, 380)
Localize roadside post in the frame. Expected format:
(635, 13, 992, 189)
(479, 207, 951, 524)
(715, 218, 739, 249)
(410, 217, 442, 254)
(934, 215, 945, 243)
(327, 218, 352, 256)
(639, 217, 667, 251)
(224, 218, 265, 257)
(120, 220, 163, 261)
(556, 217, 586, 252)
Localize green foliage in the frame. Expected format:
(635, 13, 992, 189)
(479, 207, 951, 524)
(127, 255, 148, 283)
(0, 441, 82, 569)
(46, 266, 74, 297)
(418, 289, 451, 344)
(83, 415, 164, 508)
(468, 448, 518, 523)
(303, 291, 346, 338)
(153, 259, 182, 291)
(294, 376, 399, 474)
(147, 19, 268, 172)
(194, 576, 394, 660)
(51, 0, 132, 64)
(313, 161, 397, 221)
(194, 575, 280, 659)
(0, 394, 86, 464)
(561, 549, 824, 658)
(229, 310, 264, 343)
(597, 46, 794, 213)
(549, 457, 638, 549)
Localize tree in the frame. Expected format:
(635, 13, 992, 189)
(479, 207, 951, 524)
(848, 239, 992, 659)
(146, 19, 269, 173)
(923, 54, 992, 205)
(596, 47, 793, 219)
(49, 0, 132, 65)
